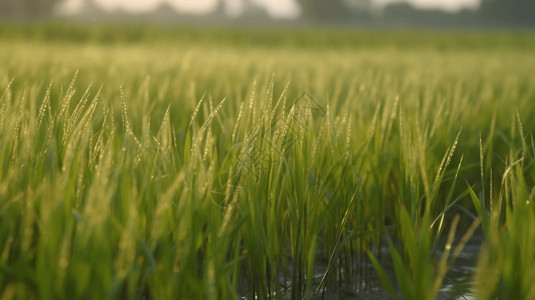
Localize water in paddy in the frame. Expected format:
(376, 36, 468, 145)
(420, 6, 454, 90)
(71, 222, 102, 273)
(239, 233, 482, 299)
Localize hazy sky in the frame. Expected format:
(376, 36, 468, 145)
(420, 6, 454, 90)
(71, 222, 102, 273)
(375, 0, 479, 12)
(59, 0, 301, 18)
(58, 0, 480, 18)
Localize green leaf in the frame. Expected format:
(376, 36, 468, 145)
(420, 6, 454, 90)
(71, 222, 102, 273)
(368, 251, 399, 300)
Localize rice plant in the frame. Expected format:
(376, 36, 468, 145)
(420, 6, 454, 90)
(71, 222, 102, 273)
(1, 24, 534, 299)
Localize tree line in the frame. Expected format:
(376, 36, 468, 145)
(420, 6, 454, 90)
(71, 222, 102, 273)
(0, 0, 533, 26)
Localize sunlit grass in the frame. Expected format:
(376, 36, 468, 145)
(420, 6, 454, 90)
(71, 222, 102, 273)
(1, 25, 535, 299)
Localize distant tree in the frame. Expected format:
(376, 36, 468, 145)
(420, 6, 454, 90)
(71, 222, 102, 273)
(0, 0, 57, 18)
(0, 0, 18, 17)
(25, 0, 57, 16)
(382, 2, 463, 27)
(297, 0, 354, 21)
(212, 0, 226, 18)
(382, 2, 418, 20)
(345, 0, 372, 13)
(480, 0, 535, 25)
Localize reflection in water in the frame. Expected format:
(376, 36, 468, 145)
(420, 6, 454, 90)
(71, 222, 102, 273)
(238, 233, 483, 299)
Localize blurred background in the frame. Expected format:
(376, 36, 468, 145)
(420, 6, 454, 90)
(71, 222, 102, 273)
(0, 0, 534, 28)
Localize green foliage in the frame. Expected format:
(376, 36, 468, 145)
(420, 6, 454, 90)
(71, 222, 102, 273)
(0, 25, 534, 299)
(473, 115, 535, 299)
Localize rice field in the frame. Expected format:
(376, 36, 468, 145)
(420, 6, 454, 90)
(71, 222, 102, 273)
(1, 23, 535, 299)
